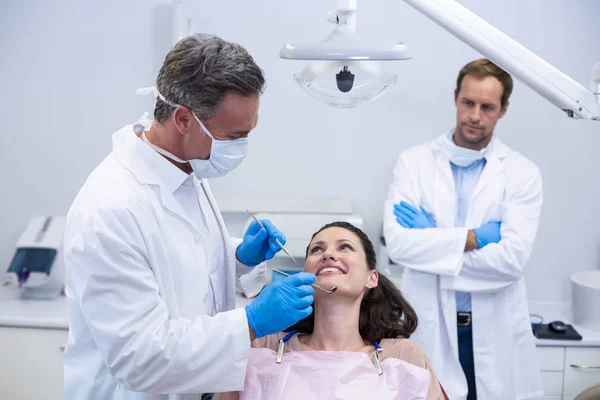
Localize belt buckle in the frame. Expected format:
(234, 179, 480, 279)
(458, 312, 471, 326)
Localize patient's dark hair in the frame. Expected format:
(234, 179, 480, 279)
(287, 221, 418, 342)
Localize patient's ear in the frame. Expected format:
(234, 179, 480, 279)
(365, 270, 378, 289)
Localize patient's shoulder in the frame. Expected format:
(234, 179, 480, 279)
(380, 339, 448, 400)
(251, 332, 286, 351)
(379, 338, 429, 369)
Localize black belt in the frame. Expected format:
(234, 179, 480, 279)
(457, 312, 472, 326)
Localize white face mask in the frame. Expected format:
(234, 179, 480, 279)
(438, 129, 488, 167)
(136, 86, 248, 178)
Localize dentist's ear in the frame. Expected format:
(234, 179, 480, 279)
(366, 270, 379, 289)
(173, 106, 195, 135)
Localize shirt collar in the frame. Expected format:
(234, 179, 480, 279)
(111, 122, 190, 194)
(139, 131, 190, 194)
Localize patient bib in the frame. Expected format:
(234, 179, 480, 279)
(241, 345, 430, 399)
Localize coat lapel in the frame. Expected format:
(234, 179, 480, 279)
(431, 142, 457, 228)
(471, 138, 509, 201)
(111, 124, 200, 233)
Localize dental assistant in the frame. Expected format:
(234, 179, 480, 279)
(383, 59, 544, 399)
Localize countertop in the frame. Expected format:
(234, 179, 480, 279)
(0, 286, 253, 330)
(1, 287, 598, 347)
(0, 286, 69, 329)
(529, 300, 600, 347)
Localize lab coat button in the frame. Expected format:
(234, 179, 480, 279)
(203, 293, 208, 303)
(194, 235, 201, 244)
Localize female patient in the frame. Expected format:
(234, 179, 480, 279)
(222, 221, 448, 400)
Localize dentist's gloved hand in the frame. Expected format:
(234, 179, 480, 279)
(394, 201, 436, 229)
(245, 272, 316, 338)
(473, 221, 501, 248)
(237, 219, 286, 266)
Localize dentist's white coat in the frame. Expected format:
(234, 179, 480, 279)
(383, 133, 543, 400)
(63, 122, 265, 399)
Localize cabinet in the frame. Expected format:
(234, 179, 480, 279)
(534, 346, 600, 400)
(563, 347, 600, 399)
(0, 326, 68, 400)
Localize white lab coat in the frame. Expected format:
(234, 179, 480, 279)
(63, 123, 265, 399)
(383, 133, 544, 400)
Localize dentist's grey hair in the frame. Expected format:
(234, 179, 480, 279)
(154, 33, 266, 123)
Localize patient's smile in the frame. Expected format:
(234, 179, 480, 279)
(316, 265, 345, 276)
(317, 267, 344, 276)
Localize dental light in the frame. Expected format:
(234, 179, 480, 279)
(279, 0, 412, 108)
(280, 0, 600, 120)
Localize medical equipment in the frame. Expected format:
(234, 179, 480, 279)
(473, 221, 501, 249)
(571, 270, 600, 331)
(273, 268, 337, 295)
(138, 86, 249, 178)
(404, 0, 599, 121)
(241, 212, 364, 262)
(372, 341, 384, 375)
(6, 216, 66, 299)
(245, 271, 316, 339)
(437, 130, 488, 167)
(394, 202, 436, 229)
(246, 210, 298, 264)
(279, 0, 411, 108)
(281, 0, 600, 119)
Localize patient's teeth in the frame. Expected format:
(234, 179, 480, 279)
(318, 267, 343, 275)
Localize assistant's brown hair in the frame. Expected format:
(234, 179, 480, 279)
(287, 221, 418, 342)
(456, 58, 513, 109)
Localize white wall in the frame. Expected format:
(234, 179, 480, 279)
(1, 0, 598, 303)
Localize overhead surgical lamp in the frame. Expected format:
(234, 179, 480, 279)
(281, 0, 600, 120)
(279, 0, 412, 108)
(403, 0, 599, 120)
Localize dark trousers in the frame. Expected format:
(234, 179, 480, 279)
(458, 324, 477, 400)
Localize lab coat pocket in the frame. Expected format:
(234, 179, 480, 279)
(476, 183, 506, 224)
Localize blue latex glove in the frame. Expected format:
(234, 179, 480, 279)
(473, 221, 501, 248)
(245, 272, 316, 338)
(237, 219, 286, 266)
(393, 201, 436, 229)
